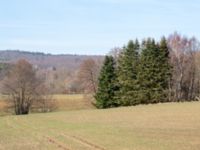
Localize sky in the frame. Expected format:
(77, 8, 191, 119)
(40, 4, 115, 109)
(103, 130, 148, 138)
(0, 0, 200, 55)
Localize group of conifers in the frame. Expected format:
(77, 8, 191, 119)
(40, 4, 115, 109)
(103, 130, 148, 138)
(95, 37, 171, 108)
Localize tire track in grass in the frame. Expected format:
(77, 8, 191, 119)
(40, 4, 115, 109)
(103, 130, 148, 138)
(5, 117, 45, 149)
(14, 118, 71, 150)
(34, 116, 107, 150)
(61, 134, 106, 150)
(44, 136, 71, 150)
(8, 117, 72, 150)
(18, 117, 107, 150)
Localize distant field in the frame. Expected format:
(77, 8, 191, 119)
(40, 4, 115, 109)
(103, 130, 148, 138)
(0, 102, 200, 150)
(53, 94, 94, 111)
(0, 94, 94, 116)
(0, 95, 8, 116)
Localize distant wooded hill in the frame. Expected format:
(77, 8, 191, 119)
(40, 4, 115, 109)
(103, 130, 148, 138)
(0, 50, 103, 71)
(0, 50, 104, 94)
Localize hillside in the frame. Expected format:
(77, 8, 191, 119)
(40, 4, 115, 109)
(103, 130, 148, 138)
(0, 50, 104, 93)
(0, 102, 200, 150)
(0, 50, 103, 70)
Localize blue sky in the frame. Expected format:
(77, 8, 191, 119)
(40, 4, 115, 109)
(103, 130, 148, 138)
(0, 0, 199, 55)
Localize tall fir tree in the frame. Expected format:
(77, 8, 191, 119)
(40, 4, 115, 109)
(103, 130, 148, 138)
(95, 56, 119, 108)
(158, 37, 171, 102)
(116, 40, 140, 106)
(138, 38, 171, 104)
(138, 38, 159, 104)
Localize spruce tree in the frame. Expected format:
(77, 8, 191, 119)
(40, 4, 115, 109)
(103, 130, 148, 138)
(138, 38, 171, 104)
(158, 37, 171, 102)
(117, 40, 140, 106)
(138, 38, 155, 104)
(95, 56, 119, 108)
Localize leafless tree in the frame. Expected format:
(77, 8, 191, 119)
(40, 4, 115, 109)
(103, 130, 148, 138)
(33, 84, 57, 113)
(2, 59, 42, 115)
(77, 58, 101, 94)
(168, 33, 200, 101)
(108, 47, 122, 61)
(194, 51, 200, 100)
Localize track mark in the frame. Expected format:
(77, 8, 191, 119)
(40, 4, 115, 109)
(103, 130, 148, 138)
(9, 118, 72, 150)
(10, 118, 106, 150)
(45, 136, 72, 150)
(62, 134, 106, 150)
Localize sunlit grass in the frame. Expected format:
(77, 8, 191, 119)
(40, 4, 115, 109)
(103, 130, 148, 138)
(0, 102, 200, 150)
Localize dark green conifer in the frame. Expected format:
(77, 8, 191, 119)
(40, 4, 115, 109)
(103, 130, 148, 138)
(158, 37, 171, 102)
(95, 56, 119, 108)
(138, 38, 171, 103)
(117, 40, 140, 106)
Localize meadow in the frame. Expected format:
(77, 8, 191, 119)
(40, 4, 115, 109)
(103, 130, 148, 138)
(0, 100, 200, 150)
(0, 94, 94, 116)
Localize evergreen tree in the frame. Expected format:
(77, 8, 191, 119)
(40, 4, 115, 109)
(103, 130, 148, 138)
(158, 37, 171, 102)
(138, 38, 171, 104)
(117, 40, 140, 106)
(95, 56, 119, 108)
(138, 38, 159, 103)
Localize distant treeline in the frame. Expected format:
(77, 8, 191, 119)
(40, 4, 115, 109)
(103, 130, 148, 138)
(0, 50, 103, 94)
(0, 32, 200, 112)
(95, 33, 200, 108)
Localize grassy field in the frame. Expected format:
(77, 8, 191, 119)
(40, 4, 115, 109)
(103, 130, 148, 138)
(0, 102, 200, 150)
(53, 94, 94, 111)
(0, 94, 94, 116)
(0, 95, 9, 116)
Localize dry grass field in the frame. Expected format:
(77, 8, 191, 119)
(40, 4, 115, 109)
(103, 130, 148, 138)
(53, 94, 94, 111)
(0, 101, 200, 150)
(0, 95, 9, 116)
(0, 94, 94, 116)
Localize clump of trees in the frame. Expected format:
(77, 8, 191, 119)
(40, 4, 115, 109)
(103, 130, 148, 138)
(168, 33, 200, 101)
(0, 33, 199, 112)
(95, 33, 200, 108)
(1, 59, 56, 115)
(116, 40, 140, 106)
(137, 37, 171, 104)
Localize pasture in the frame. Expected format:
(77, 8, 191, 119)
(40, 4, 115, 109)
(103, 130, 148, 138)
(0, 94, 94, 116)
(0, 101, 200, 150)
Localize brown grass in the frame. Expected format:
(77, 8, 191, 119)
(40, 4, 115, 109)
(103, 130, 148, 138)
(0, 102, 200, 150)
(0, 94, 94, 115)
(53, 94, 95, 111)
(0, 101, 6, 110)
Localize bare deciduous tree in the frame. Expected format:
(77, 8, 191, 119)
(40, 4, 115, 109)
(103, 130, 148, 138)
(77, 58, 101, 94)
(168, 33, 200, 101)
(2, 59, 42, 115)
(108, 47, 122, 61)
(34, 85, 57, 113)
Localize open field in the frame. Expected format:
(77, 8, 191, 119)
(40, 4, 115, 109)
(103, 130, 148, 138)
(0, 102, 200, 150)
(0, 95, 9, 116)
(53, 94, 94, 111)
(0, 94, 94, 116)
